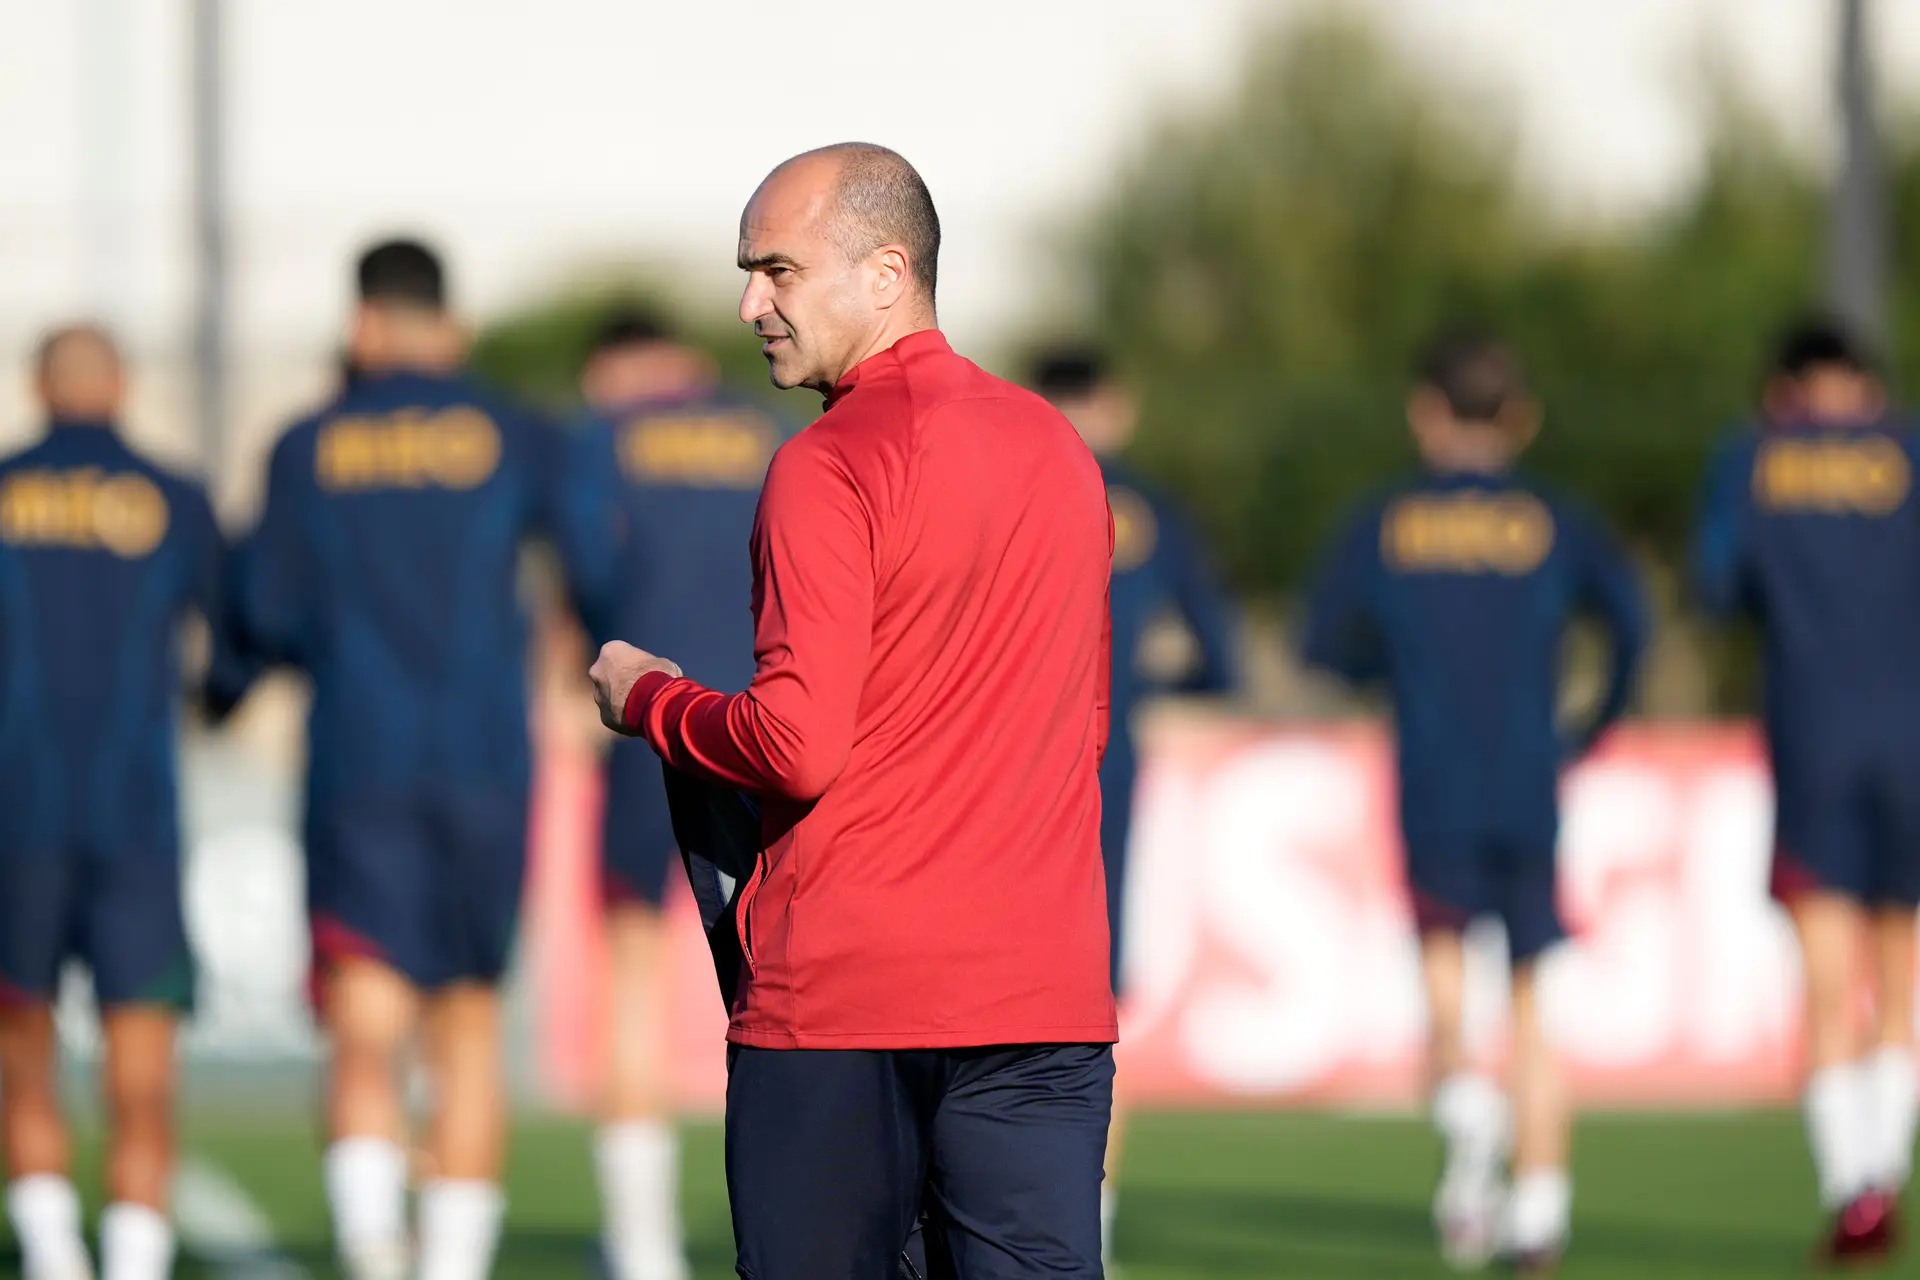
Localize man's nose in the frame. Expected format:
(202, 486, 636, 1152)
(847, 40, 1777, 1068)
(740, 277, 772, 327)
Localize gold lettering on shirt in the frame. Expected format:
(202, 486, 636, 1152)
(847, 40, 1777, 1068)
(620, 413, 775, 488)
(1107, 485, 1159, 573)
(316, 408, 503, 492)
(1752, 437, 1910, 516)
(0, 469, 169, 559)
(1382, 492, 1555, 575)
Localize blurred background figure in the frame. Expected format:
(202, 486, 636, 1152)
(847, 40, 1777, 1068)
(578, 309, 780, 1280)
(1031, 345, 1239, 1265)
(0, 325, 249, 1280)
(1693, 319, 1918, 1267)
(231, 240, 611, 1280)
(1300, 333, 1648, 1274)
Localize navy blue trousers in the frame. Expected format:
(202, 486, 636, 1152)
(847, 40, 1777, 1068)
(725, 1042, 1113, 1280)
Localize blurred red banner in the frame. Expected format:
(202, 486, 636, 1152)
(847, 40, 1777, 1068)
(529, 720, 1812, 1112)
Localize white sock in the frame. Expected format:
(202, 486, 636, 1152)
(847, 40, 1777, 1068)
(1865, 1045, 1918, 1192)
(416, 1179, 503, 1280)
(596, 1122, 686, 1280)
(1100, 1184, 1117, 1264)
(1806, 1063, 1872, 1209)
(99, 1203, 173, 1280)
(1502, 1169, 1571, 1254)
(7, 1174, 92, 1280)
(324, 1137, 409, 1269)
(1432, 1072, 1510, 1210)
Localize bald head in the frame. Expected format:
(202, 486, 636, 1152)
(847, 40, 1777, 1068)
(35, 324, 126, 422)
(811, 143, 939, 298)
(738, 143, 942, 393)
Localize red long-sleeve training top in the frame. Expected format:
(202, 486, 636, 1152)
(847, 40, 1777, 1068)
(623, 329, 1116, 1049)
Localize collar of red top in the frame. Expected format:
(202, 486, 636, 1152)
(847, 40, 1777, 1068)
(825, 329, 951, 408)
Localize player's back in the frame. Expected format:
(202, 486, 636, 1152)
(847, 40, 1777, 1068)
(601, 391, 776, 691)
(243, 370, 561, 795)
(0, 423, 222, 855)
(1700, 418, 1920, 750)
(1307, 471, 1639, 845)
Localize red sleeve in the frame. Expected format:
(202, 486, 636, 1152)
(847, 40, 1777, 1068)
(1095, 504, 1113, 766)
(623, 438, 875, 801)
(1095, 586, 1112, 767)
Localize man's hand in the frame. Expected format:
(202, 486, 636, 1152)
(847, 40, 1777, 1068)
(589, 640, 683, 735)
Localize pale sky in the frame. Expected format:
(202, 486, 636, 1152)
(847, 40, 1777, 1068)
(1, 0, 1917, 456)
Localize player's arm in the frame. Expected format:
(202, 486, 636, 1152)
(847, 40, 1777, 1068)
(618, 438, 874, 802)
(535, 412, 622, 645)
(1690, 437, 1757, 621)
(181, 484, 258, 722)
(232, 429, 319, 670)
(1299, 508, 1387, 683)
(1568, 509, 1650, 756)
(1162, 506, 1239, 696)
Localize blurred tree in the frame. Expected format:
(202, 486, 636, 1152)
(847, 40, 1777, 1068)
(1067, 9, 1878, 608)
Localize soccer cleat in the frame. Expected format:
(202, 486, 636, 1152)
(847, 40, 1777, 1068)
(1816, 1190, 1900, 1269)
(1434, 1178, 1502, 1271)
(338, 1239, 411, 1280)
(1503, 1245, 1562, 1278)
(21, 1257, 93, 1280)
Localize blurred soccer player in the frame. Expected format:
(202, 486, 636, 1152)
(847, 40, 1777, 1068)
(1032, 345, 1237, 1262)
(1302, 334, 1647, 1274)
(1694, 319, 1918, 1266)
(591, 143, 1115, 1280)
(235, 241, 612, 1280)
(0, 326, 251, 1280)
(578, 310, 779, 1280)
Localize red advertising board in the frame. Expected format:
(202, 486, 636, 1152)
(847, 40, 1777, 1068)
(528, 719, 1814, 1112)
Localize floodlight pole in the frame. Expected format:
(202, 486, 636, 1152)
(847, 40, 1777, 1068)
(1831, 0, 1887, 351)
(190, 0, 228, 485)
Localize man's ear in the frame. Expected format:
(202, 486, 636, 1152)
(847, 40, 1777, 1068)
(1501, 394, 1542, 453)
(870, 244, 911, 311)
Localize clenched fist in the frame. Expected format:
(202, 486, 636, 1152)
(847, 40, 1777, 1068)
(589, 640, 683, 735)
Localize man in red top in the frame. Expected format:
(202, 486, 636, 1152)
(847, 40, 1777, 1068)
(590, 143, 1116, 1278)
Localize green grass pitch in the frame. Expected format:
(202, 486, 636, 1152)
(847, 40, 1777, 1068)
(0, 1110, 1907, 1278)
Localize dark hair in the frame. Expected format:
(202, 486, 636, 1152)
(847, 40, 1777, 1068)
(1772, 316, 1875, 379)
(817, 143, 942, 299)
(1417, 330, 1525, 424)
(356, 238, 446, 309)
(588, 307, 676, 358)
(1028, 345, 1111, 400)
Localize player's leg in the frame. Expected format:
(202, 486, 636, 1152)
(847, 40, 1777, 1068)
(1861, 770, 1920, 1208)
(1495, 846, 1571, 1271)
(97, 1011, 178, 1280)
(598, 744, 688, 1280)
(1776, 788, 1878, 1232)
(1094, 744, 1136, 1267)
(310, 802, 429, 1280)
(0, 1006, 89, 1280)
(0, 853, 91, 1280)
(924, 1043, 1111, 1279)
(409, 783, 527, 1280)
(86, 848, 198, 1280)
(417, 983, 506, 1280)
(725, 1046, 931, 1279)
(1864, 907, 1917, 1201)
(322, 957, 420, 1280)
(1410, 849, 1508, 1267)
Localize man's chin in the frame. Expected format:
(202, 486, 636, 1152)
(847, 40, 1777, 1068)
(764, 356, 808, 391)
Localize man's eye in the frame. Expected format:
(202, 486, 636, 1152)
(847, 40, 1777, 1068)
(768, 266, 792, 280)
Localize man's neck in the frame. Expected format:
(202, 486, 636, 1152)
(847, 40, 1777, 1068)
(818, 307, 938, 392)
